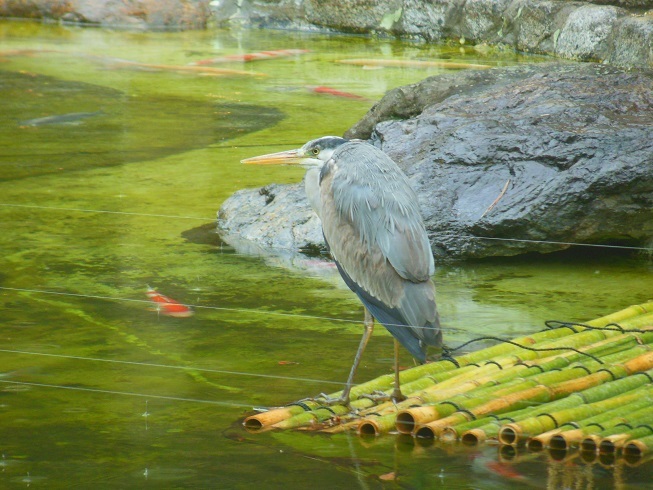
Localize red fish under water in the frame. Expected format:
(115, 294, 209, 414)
(190, 49, 310, 65)
(146, 287, 194, 318)
(307, 85, 368, 100)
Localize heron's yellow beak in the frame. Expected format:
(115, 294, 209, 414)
(241, 149, 304, 165)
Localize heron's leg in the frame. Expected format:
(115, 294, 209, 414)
(390, 339, 406, 403)
(317, 308, 374, 407)
(340, 308, 375, 404)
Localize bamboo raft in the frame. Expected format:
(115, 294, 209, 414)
(243, 301, 653, 464)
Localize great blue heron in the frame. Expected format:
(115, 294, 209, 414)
(242, 137, 442, 404)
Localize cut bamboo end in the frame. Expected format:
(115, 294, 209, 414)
(395, 406, 439, 433)
(498, 423, 524, 446)
(357, 414, 397, 437)
(549, 429, 585, 450)
(599, 433, 631, 454)
(243, 407, 297, 431)
(439, 427, 458, 442)
(581, 434, 601, 453)
(527, 429, 562, 452)
(623, 439, 649, 461)
(461, 428, 486, 446)
(358, 419, 381, 437)
(414, 424, 437, 439)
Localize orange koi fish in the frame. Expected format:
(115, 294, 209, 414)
(146, 287, 194, 318)
(307, 85, 368, 100)
(190, 49, 310, 65)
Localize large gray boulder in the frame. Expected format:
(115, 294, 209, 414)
(218, 62, 653, 260)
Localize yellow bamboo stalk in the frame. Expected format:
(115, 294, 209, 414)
(549, 428, 586, 450)
(335, 58, 492, 70)
(244, 302, 653, 432)
(243, 402, 321, 431)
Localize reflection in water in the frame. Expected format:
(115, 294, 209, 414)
(0, 19, 651, 489)
(0, 70, 285, 181)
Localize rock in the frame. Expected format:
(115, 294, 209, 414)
(218, 62, 653, 260)
(0, 0, 212, 30)
(218, 181, 325, 253)
(554, 5, 624, 61)
(210, 0, 653, 69)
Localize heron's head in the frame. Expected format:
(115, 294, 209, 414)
(241, 136, 347, 168)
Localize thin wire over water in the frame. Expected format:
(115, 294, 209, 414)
(2, 201, 651, 252)
(0, 347, 345, 386)
(0, 379, 256, 409)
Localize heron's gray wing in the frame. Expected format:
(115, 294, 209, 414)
(329, 142, 434, 282)
(319, 142, 442, 357)
(328, 246, 432, 361)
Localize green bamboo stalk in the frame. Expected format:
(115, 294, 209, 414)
(379, 340, 653, 436)
(459, 420, 504, 445)
(272, 404, 351, 430)
(500, 388, 645, 444)
(585, 302, 653, 327)
(417, 355, 653, 440)
(598, 425, 653, 454)
(336, 309, 653, 406)
(250, 302, 653, 432)
(393, 343, 652, 436)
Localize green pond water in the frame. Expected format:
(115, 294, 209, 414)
(0, 19, 652, 489)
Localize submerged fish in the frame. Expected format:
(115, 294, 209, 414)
(190, 49, 310, 65)
(306, 85, 369, 100)
(19, 111, 104, 127)
(108, 59, 265, 76)
(336, 58, 492, 70)
(146, 287, 194, 318)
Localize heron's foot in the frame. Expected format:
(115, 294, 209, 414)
(312, 392, 351, 408)
(359, 389, 406, 404)
(359, 390, 392, 402)
(391, 390, 407, 403)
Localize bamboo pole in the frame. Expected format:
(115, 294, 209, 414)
(599, 426, 653, 454)
(243, 401, 324, 431)
(335, 58, 493, 70)
(396, 334, 653, 433)
(243, 302, 653, 432)
(543, 388, 653, 450)
(623, 433, 653, 461)
(523, 390, 652, 451)
(421, 355, 653, 441)
(509, 390, 643, 448)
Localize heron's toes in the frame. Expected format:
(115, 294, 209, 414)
(312, 392, 351, 407)
(359, 390, 391, 402)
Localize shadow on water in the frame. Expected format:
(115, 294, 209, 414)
(0, 70, 284, 181)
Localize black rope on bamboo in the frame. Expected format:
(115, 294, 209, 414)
(571, 364, 593, 375)
(286, 400, 314, 411)
(595, 367, 618, 381)
(455, 407, 477, 421)
(527, 364, 546, 373)
(634, 371, 653, 383)
(538, 412, 560, 428)
(484, 360, 504, 369)
(439, 346, 460, 368)
(635, 424, 653, 434)
(439, 400, 465, 412)
(316, 405, 337, 415)
(545, 320, 580, 333)
(446, 336, 604, 364)
(545, 320, 651, 334)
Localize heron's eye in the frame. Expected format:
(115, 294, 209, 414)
(312, 148, 320, 155)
